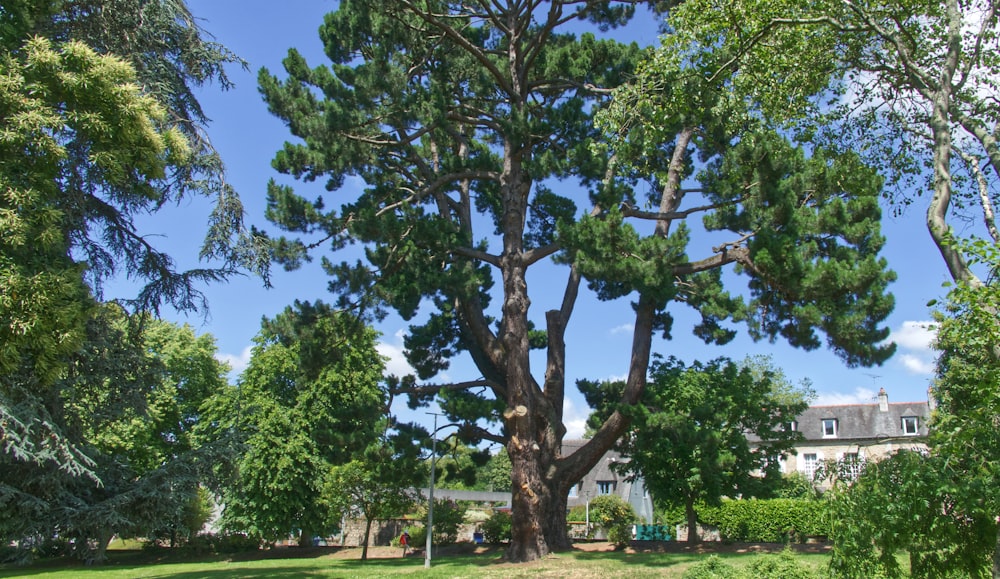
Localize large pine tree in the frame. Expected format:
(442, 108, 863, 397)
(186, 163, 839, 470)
(260, 1, 895, 561)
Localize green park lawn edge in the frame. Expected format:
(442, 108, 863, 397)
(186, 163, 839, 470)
(0, 543, 833, 579)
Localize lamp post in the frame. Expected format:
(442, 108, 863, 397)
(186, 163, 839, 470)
(425, 411, 441, 568)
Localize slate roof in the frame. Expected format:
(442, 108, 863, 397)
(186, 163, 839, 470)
(796, 401, 931, 440)
(561, 439, 623, 481)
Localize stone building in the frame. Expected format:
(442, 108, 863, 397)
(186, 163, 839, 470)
(781, 388, 933, 487)
(562, 439, 654, 523)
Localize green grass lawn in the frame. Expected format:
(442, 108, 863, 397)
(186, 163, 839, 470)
(0, 543, 832, 579)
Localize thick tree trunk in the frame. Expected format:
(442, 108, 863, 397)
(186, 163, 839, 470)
(507, 443, 553, 562)
(685, 497, 700, 544)
(541, 484, 572, 551)
(90, 529, 113, 565)
(298, 527, 312, 547)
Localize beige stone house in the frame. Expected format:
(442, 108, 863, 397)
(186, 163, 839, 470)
(780, 388, 932, 487)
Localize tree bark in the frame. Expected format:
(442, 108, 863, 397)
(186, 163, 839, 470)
(92, 529, 113, 564)
(298, 526, 312, 548)
(361, 518, 373, 561)
(685, 496, 700, 544)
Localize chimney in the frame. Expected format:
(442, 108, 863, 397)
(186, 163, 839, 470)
(878, 387, 888, 412)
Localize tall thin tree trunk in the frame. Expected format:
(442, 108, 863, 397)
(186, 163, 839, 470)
(361, 518, 373, 561)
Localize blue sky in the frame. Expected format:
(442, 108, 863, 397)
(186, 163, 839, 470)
(120, 1, 951, 437)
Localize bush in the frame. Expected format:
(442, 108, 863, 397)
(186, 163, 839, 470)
(683, 550, 818, 579)
(218, 532, 264, 553)
(744, 549, 819, 578)
(682, 555, 741, 579)
(401, 525, 426, 549)
(774, 472, 820, 500)
(713, 499, 828, 543)
(429, 499, 467, 545)
(588, 495, 636, 549)
(567, 504, 587, 522)
(480, 510, 511, 543)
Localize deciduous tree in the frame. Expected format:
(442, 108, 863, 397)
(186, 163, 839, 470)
(259, 1, 895, 561)
(203, 301, 386, 545)
(653, 0, 1000, 287)
(584, 356, 808, 543)
(326, 446, 420, 562)
(0, 0, 267, 473)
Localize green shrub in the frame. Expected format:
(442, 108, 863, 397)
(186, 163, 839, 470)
(713, 499, 829, 543)
(211, 532, 262, 553)
(744, 548, 819, 578)
(480, 510, 511, 543)
(429, 499, 467, 544)
(774, 472, 820, 500)
(401, 524, 426, 549)
(589, 495, 636, 549)
(682, 555, 741, 579)
(683, 550, 818, 579)
(567, 504, 587, 522)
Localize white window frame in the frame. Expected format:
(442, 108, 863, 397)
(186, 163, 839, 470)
(597, 481, 615, 495)
(901, 416, 919, 435)
(842, 452, 862, 480)
(568, 483, 579, 498)
(802, 453, 819, 480)
(822, 418, 838, 438)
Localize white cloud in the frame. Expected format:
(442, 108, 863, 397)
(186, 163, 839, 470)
(814, 387, 878, 406)
(892, 320, 937, 351)
(900, 354, 936, 375)
(890, 320, 937, 376)
(216, 345, 252, 377)
(563, 397, 590, 440)
(376, 341, 416, 377)
(610, 323, 634, 335)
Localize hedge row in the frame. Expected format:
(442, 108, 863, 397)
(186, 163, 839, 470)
(703, 499, 829, 543)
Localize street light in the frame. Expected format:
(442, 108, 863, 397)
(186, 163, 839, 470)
(425, 411, 441, 568)
(424, 412, 457, 568)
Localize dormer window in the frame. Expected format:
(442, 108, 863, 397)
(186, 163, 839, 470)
(784, 421, 798, 432)
(901, 416, 919, 435)
(822, 418, 838, 438)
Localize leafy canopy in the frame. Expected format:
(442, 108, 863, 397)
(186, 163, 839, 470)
(201, 301, 388, 542)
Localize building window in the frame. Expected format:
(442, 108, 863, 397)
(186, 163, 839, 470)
(902, 416, 919, 435)
(597, 481, 615, 495)
(568, 483, 579, 498)
(822, 418, 838, 438)
(784, 421, 798, 432)
(842, 452, 863, 480)
(802, 453, 819, 480)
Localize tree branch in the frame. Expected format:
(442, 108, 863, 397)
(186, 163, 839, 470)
(390, 378, 504, 397)
(671, 245, 751, 276)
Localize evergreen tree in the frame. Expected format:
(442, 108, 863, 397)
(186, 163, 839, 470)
(0, 306, 229, 563)
(259, 1, 895, 561)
